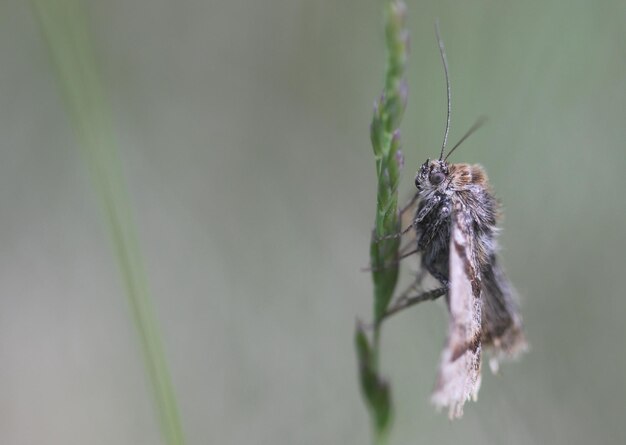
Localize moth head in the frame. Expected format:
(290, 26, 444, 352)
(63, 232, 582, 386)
(415, 159, 449, 191)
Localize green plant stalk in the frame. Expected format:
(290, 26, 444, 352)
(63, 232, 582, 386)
(356, 1, 409, 444)
(31, 1, 186, 444)
(370, 0, 408, 327)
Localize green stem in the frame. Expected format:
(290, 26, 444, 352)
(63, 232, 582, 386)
(356, 1, 409, 444)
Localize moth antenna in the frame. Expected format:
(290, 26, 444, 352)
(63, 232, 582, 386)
(436, 20, 451, 161)
(444, 116, 488, 161)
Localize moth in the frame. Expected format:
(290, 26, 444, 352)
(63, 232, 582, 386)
(387, 24, 526, 418)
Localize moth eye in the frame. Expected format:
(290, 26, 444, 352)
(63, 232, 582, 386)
(429, 172, 445, 185)
(414, 175, 421, 188)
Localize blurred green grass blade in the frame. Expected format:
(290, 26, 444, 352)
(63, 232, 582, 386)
(30, 1, 186, 444)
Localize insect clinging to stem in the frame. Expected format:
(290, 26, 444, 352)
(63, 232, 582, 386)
(383, 22, 527, 418)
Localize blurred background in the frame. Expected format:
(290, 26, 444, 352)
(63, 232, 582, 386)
(1, 0, 625, 444)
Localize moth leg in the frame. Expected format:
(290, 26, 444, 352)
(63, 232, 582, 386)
(428, 269, 449, 288)
(372, 192, 421, 244)
(371, 223, 414, 243)
(374, 268, 426, 306)
(360, 246, 419, 272)
(398, 192, 420, 217)
(383, 286, 448, 320)
(395, 273, 424, 299)
(399, 241, 418, 257)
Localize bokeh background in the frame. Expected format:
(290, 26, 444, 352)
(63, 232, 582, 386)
(1, 1, 625, 444)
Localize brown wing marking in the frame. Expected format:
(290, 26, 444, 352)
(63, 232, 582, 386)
(431, 201, 483, 419)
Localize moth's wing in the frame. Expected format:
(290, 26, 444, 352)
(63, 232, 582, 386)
(481, 258, 527, 372)
(431, 201, 483, 419)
